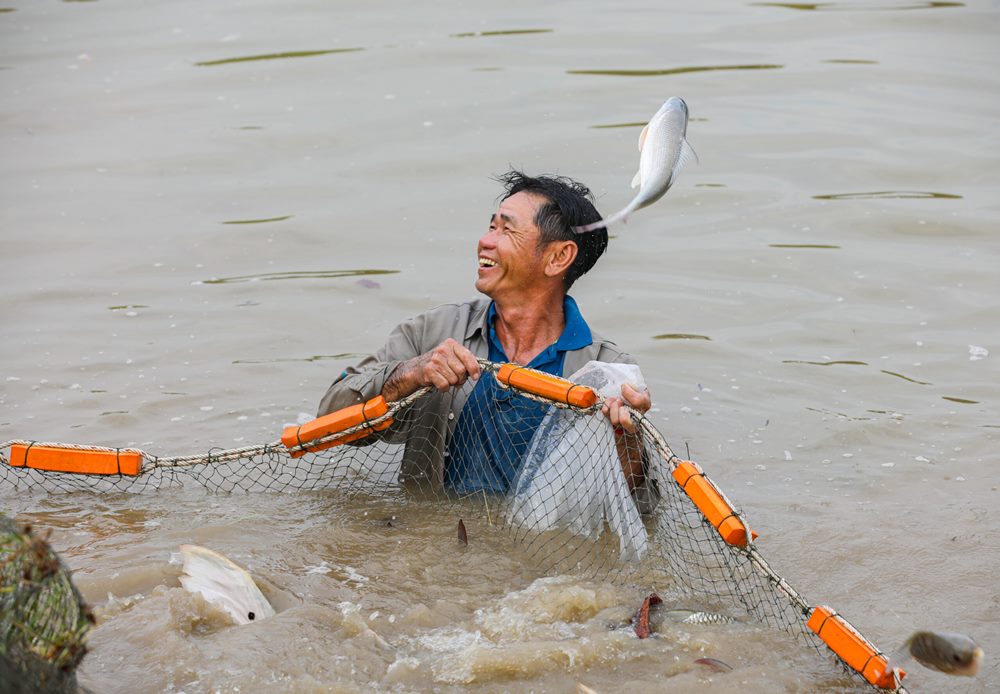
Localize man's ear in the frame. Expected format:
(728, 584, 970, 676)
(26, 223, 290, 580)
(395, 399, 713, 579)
(544, 240, 578, 278)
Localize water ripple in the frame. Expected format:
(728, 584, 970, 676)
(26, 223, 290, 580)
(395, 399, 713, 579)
(752, 2, 963, 10)
(813, 191, 962, 200)
(769, 244, 841, 249)
(198, 269, 398, 285)
(783, 359, 868, 366)
(196, 48, 364, 67)
(653, 333, 712, 341)
(568, 65, 782, 78)
(233, 353, 365, 365)
(451, 29, 553, 38)
(591, 117, 708, 129)
(881, 370, 932, 385)
(222, 215, 292, 225)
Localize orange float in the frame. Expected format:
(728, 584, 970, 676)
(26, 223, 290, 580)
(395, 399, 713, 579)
(281, 396, 392, 458)
(807, 605, 904, 689)
(672, 460, 758, 547)
(495, 363, 598, 408)
(7, 443, 142, 476)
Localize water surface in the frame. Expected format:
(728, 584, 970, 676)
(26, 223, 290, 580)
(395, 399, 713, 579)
(2, 1, 998, 692)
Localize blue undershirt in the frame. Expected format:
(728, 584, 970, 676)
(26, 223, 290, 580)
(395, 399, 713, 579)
(445, 296, 592, 494)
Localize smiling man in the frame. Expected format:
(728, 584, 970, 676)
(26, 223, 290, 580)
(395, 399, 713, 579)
(318, 170, 650, 492)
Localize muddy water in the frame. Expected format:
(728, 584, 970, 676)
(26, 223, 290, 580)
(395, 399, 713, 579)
(2, 1, 998, 692)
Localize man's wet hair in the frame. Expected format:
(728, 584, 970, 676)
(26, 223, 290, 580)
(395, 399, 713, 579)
(496, 170, 608, 290)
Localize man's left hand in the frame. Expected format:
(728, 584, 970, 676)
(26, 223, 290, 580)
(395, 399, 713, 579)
(602, 383, 651, 434)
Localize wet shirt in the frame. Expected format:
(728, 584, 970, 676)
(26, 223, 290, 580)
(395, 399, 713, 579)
(444, 297, 592, 494)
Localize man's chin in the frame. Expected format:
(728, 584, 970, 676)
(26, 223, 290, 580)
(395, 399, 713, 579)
(474, 278, 493, 297)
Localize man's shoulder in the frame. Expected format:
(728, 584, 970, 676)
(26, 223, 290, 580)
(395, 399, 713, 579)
(403, 298, 490, 343)
(420, 297, 490, 318)
(587, 328, 636, 365)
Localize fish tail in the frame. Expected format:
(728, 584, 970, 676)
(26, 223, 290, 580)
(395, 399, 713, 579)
(572, 208, 629, 234)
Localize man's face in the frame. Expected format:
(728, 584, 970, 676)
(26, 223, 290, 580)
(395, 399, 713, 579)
(476, 191, 548, 301)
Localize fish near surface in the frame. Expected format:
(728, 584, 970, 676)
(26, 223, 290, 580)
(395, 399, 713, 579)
(575, 96, 697, 233)
(887, 630, 983, 677)
(178, 544, 275, 625)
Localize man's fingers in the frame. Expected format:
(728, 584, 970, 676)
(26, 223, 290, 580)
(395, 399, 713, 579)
(604, 395, 639, 434)
(459, 348, 481, 380)
(620, 383, 651, 412)
(619, 407, 635, 433)
(422, 340, 481, 392)
(448, 342, 481, 381)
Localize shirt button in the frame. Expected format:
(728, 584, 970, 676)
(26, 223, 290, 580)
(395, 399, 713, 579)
(448, 412, 455, 420)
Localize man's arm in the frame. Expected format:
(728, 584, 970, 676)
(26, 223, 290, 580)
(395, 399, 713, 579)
(602, 383, 652, 491)
(318, 316, 481, 416)
(381, 339, 481, 402)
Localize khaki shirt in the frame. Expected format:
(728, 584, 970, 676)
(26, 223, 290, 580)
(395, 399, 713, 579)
(318, 297, 636, 488)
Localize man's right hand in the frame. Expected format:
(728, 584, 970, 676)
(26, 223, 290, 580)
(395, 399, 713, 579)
(382, 339, 481, 401)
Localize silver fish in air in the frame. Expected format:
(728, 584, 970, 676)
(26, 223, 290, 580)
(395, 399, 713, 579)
(178, 544, 275, 625)
(887, 630, 983, 678)
(575, 96, 697, 233)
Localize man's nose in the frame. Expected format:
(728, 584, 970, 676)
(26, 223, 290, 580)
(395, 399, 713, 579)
(478, 228, 497, 250)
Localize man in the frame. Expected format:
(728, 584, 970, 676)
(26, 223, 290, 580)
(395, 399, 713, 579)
(318, 170, 651, 491)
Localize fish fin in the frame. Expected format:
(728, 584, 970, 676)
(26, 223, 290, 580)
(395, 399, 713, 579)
(638, 124, 649, 152)
(678, 138, 699, 170)
(631, 169, 642, 189)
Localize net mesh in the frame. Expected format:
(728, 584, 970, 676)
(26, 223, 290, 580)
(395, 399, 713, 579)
(0, 360, 905, 692)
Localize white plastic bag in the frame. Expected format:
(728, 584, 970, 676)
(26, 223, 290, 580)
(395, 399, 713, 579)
(507, 361, 649, 561)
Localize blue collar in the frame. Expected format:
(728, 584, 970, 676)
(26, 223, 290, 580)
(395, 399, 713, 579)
(487, 296, 592, 358)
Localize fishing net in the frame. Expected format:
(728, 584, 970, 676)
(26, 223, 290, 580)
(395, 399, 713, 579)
(0, 359, 906, 692)
(0, 515, 93, 694)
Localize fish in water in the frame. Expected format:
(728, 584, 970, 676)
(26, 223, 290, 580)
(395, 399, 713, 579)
(659, 607, 736, 626)
(574, 96, 697, 233)
(457, 518, 468, 545)
(886, 631, 983, 678)
(177, 544, 275, 625)
(694, 657, 733, 673)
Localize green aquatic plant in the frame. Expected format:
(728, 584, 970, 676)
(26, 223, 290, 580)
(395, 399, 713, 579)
(0, 515, 92, 693)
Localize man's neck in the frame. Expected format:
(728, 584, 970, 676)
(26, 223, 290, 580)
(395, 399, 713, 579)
(492, 290, 566, 366)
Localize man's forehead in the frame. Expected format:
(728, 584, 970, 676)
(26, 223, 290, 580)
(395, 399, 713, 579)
(495, 191, 544, 226)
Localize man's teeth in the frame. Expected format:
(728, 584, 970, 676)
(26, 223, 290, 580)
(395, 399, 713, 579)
(479, 258, 496, 267)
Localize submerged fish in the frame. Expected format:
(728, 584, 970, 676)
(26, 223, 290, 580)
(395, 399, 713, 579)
(886, 631, 983, 677)
(575, 96, 697, 233)
(178, 544, 275, 625)
(659, 607, 736, 626)
(694, 657, 734, 673)
(631, 595, 735, 637)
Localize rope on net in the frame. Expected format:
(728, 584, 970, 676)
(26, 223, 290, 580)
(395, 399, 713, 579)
(0, 358, 907, 692)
